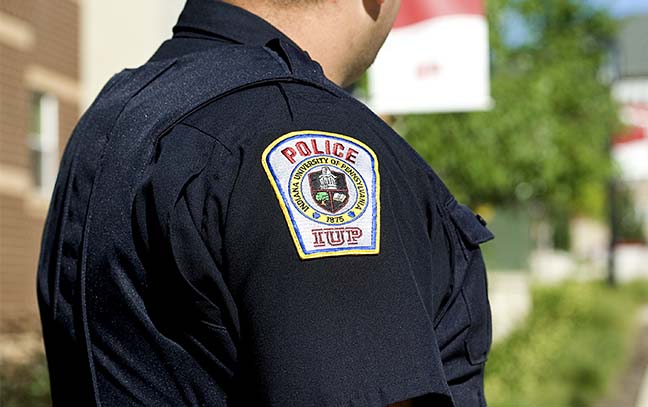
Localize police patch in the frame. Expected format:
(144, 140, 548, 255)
(262, 130, 380, 259)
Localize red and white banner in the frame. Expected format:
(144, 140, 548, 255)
(613, 102, 648, 182)
(368, 0, 491, 114)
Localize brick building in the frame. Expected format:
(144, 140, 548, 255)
(0, 0, 80, 331)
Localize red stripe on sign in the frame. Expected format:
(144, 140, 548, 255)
(394, 0, 484, 28)
(613, 126, 646, 145)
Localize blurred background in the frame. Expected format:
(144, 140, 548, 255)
(0, 0, 646, 405)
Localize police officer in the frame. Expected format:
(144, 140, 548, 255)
(37, 0, 494, 406)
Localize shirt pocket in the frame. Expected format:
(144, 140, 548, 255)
(445, 198, 494, 366)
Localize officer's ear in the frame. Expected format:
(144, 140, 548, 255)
(362, 0, 382, 21)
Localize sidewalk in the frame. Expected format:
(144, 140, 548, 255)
(637, 365, 648, 407)
(598, 306, 648, 407)
(635, 307, 648, 407)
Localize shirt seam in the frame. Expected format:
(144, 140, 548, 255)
(175, 122, 234, 155)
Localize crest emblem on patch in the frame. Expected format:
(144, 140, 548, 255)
(262, 130, 380, 259)
(309, 167, 349, 213)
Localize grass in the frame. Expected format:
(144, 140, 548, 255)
(485, 280, 648, 406)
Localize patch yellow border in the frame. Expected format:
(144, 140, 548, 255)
(261, 130, 381, 260)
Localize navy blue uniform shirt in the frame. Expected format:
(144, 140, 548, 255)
(37, 1, 494, 406)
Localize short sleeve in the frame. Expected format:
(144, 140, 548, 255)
(160, 82, 496, 406)
(204, 84, 458, 406)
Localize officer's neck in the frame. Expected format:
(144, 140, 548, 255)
(227, 1, 371, 88)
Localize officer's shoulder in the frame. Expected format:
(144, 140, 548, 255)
(178, 80, 399, 155)
(261, 81, 435, 176)
(148, 74, 435, 174)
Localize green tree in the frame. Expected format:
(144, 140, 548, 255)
(399, 0, 620, 218)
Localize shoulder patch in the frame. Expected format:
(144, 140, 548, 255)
(262, 130, 380, 260)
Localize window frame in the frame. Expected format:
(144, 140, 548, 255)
(28, 91, 59, 197)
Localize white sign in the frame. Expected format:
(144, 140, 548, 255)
(369, 0, 491, 114)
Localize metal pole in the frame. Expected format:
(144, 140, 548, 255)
(607, 179, 618, 286)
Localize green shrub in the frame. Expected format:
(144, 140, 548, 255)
(485, 281, 648, 406)
(0, 352, 50, 407)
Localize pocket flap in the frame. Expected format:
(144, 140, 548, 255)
(448, 202, 494, 247)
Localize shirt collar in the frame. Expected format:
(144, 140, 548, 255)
(173, 0, 300, 49)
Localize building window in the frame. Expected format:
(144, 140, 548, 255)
(28, 92, 59, 196)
